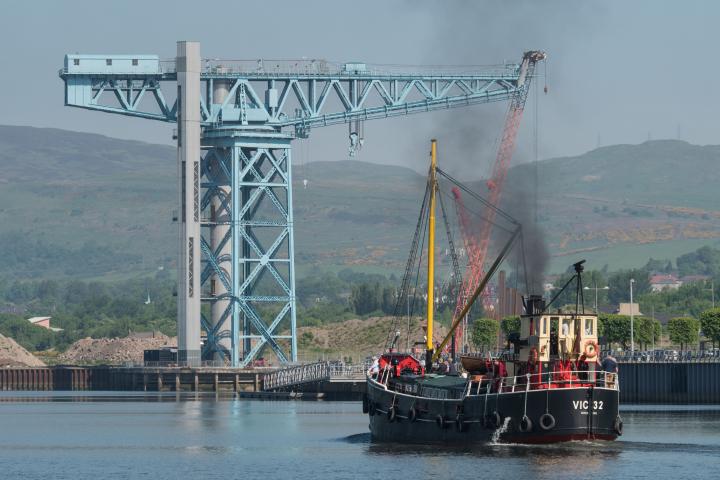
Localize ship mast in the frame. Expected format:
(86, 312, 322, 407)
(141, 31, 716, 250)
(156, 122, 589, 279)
(425, 139, 438, 369)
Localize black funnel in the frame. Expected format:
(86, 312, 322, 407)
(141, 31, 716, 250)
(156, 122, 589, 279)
(523, 295, 545, 315)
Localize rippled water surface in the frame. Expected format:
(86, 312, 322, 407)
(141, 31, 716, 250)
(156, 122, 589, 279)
(0, 392, 716, 479)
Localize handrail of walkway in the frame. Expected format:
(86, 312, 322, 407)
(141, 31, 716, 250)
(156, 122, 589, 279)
(263, 362, 369, 390)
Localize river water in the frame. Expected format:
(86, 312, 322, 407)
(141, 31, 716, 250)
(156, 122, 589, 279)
(0, 392, 716, 479)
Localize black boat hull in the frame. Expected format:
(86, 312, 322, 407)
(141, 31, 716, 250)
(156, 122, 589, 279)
(366, 378, 621, 444)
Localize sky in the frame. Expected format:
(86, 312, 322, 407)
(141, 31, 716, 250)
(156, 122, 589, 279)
(1, 0, 718, 177)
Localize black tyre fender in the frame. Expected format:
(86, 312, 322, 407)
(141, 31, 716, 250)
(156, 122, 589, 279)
(387, 405, 397, 423)
(408, 406, 418, 423)
(362, 395, 369, 414)
(368, 402, 376, 416)
(489, 411, 502, 429)
(539, 413, 556, 431)
(455, 413, 466, 432)
(436, 414, 446, 429)
(614, 416, 623, 436)
(519, 415, 533, 433)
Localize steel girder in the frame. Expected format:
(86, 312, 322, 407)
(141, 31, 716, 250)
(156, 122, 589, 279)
(60, 57, 525, 135)
(201, 131, 297, 367)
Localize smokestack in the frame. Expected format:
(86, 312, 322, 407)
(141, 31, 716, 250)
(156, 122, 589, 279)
(523, 295, 546, 315)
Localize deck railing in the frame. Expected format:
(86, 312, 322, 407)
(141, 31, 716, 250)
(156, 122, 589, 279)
(465, 370, 619, 396)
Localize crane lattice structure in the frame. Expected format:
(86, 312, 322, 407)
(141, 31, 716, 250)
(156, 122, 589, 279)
(451, 51, 546, 349)
(59, 42, 542, 367)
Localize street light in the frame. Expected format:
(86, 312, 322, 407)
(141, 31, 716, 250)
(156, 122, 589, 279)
(706, 279, 715, 309)
(630, 278, 635, 356)
(583, 282, 609, 313)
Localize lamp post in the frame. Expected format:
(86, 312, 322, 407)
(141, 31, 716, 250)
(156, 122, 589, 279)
(583, 282, 609, 313)
(630, 278, 635, 356)
(707, 279, 715, 309)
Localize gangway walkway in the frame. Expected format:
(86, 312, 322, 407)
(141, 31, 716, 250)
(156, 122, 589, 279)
(263, 361, 366, 391)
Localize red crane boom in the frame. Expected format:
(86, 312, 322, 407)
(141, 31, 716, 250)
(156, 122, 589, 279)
(452, 51, 546, 350)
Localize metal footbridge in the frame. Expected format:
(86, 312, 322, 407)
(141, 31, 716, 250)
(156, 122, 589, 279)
(263, 361, 366, 391)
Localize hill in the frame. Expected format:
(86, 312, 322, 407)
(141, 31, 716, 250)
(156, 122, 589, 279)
(0, 125, 718, 279)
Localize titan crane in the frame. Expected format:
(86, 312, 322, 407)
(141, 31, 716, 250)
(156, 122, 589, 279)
(59, 41, 543, 367)
(451, 50, 546, 350)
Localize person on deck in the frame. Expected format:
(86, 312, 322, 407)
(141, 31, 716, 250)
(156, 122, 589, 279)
(602, 354, 618, 374)
(601, 354, 618, 387)
(368, 356, 379, 377)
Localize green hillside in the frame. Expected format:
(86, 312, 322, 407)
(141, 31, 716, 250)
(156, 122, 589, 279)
(0, 126, 717, 280)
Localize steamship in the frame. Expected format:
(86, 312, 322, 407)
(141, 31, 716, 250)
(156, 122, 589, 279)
(364, 141, 622, 444)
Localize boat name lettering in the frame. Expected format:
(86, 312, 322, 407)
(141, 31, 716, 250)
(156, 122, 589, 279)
(572, 400, 604, 410)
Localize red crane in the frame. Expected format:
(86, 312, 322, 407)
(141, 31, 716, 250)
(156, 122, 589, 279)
(452, 51, 546, 351)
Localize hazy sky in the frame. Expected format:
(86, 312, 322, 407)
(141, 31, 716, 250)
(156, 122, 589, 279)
(1, 0, 717, 177)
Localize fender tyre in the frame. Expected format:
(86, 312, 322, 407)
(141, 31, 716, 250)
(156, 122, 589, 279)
(539, 413, 556, 431)
(436, 415, 446, 429)
(614, 416, 623, 436)
(408, 407, 417, 423)
(519, 415, 533, 433)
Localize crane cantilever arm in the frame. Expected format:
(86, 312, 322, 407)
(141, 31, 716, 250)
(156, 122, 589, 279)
(432, 225, 521, 363)
(59, 52, 545, 131)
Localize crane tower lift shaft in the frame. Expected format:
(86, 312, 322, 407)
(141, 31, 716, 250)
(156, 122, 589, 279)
(59, 42, 544, 367)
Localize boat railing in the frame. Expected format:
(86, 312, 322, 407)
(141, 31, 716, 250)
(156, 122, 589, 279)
(465, 369, 619, 396)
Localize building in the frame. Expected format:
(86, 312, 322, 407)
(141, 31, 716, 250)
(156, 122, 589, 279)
(617, 303, 643, 316)
(650, 274, 682, 292)
(680, 274, 711, 284)
(26, 317, 63, 332)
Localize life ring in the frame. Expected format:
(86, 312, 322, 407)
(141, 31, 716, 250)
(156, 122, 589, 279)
(614, 416, 623, 436)
(539, 413, 556, 431)
(387, 405, 397, 423)
(489, 411, 502, 429)
(584, 340, 599, 359)
(436, 414, 446, 429)
(362, 395, 369, 414)
(408, 406, 418, 423)
(519, 415, 533, 433)
(455, 414, 466, 432)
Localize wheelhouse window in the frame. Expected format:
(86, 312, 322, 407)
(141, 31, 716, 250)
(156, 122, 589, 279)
(106, 59, 112, 66)
(585, 318, 593, 335)
(561, 319, 571, 336)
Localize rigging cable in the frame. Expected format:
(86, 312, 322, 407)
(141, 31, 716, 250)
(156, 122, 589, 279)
(385, 181, 430, 350)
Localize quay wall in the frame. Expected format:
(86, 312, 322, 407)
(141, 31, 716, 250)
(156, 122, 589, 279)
(1, 363, 718, 404)
(618, 361, 720, 404)
(0, 366, 263, 393)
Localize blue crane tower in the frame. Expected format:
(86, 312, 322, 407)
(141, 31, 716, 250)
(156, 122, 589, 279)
(59, 41, 543, 367)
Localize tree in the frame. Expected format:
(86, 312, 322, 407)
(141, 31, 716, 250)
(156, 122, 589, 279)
(699, 309, 720, 349)
(668, 317, 700, 351)
(471, 318, 499, 351)
(608, 269, 650, 305)
(677, 246, 720, 277)
(380, 286, 396, 315)
(349, 282, 382, 315)
(599, 314, 631, 349)
(500, 316, 520, 338)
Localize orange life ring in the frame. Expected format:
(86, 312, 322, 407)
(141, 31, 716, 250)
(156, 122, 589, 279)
(584, 340, 599, 359)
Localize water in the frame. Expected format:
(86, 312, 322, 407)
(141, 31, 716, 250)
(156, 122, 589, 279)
(0, 392, 717, 479)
